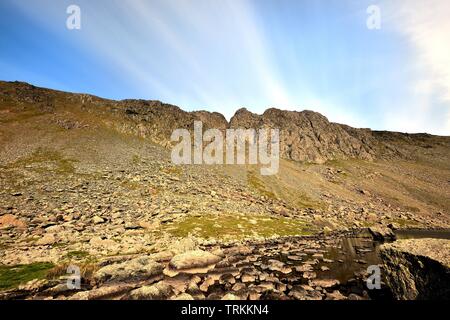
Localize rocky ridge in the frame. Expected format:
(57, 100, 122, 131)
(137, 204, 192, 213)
(2, 81, 447, 164)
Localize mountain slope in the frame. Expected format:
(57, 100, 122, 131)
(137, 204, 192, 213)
(0, 80, 449, 300)
(0, 80, 448, 261)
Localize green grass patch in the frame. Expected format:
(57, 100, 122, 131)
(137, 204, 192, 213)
(0, 109, 45, 124)
(120, 180, 141, 190)
(390, 218, 421, 228)
(131, 154, 141, 165)
(161, 166, 183, 176)
(9, 147, 76, 174)
(0, 262, 54, 290)
(165, 213, 314, 240)
(64, 250, 90, 259)
(291, 191, 325, 210)
(247, 171, 277, 200)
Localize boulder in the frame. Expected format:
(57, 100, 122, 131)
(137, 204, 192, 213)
(35, 233, 56, 246)
(129, 281, 173, 300)
(94, 257, 163, 283)
(92, 216, 105, 224)
(69, 284, 136, 300)
(169, 250, 222, 270)
(171, 293, 194, 300)
(289, 285, 323, 300)
(0, 214, 27, 230)
(325, 290, 347, 300)
(221, 293, 241, 300)
(310, 279, 340, 288)
(368, 226, 396, 241)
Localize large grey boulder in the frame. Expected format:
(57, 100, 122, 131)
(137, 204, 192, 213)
(368, 226, 396, 241)
(94, 256, 163, 283)
(169, 250, 222, 270)
(129, 281, 173, 300)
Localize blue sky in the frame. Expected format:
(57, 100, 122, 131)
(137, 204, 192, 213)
(1, 0, 449, 135)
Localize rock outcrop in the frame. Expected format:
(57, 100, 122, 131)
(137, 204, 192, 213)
(380, 239, 450, 300)
(94, 257, 164, 284)
(230, 108, 383, 163)
(368, 226, 396, 242)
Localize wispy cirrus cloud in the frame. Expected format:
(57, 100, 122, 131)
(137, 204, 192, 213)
(10, 0, 291, 119)
(4, 0, 449, 134)
(382, 0, 450, 134)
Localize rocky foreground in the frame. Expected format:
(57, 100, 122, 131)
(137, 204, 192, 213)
(1, 232, 389, 300)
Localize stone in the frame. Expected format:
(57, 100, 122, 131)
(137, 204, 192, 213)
(171, 293, 194, 300)
(138, 221, 158, 230)
(94, 257, 163, 283)
(295, 264, 313, 272)
(322, 226, 332, 233)
(347, 293, 365, 300)
(368, 226, 396, 241)
(312, 253, 324, 259)
(289, 286, 322, 300)
(387, 222, 400, 230)
(380, 239, 450, 300)
(302, 271, 317, 280)
(151, 250, 174, 262)
(267, 259, 291, 273)
(169, 250, 222, 270)
(69, 284, 135, 300)
(219, 273, 236, 285)
(0, 214, 27, 230)
(35, 233, 56, 246)
(18, 279, 48, 292)
(124, 223, 142, 230)
(232, 283, 246, 291)
(129, 281, 173, 300)
(287, 255, 302, 261)
(199, 276, 216, 292)
(241, 273, 256, 283)
(168, 238, 198, 254)
(221, 293, 240, 300)
(92, 216, 105, 224)
(310, 279, 340, 288)
(325, 290, 347, 300)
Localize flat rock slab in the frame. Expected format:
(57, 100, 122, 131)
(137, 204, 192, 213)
(169, 250, 222, 270)
(128, 281, 173, 300)
(382, 238, 450, 267)
(310, 278, 340, 288)
(94, 257, 163, 283)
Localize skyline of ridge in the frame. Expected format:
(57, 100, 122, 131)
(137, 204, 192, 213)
(1, 0, 449, 135)
(2, 79, 447, 137)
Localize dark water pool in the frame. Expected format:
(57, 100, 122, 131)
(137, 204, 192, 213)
(309, 228, 450, 299)
(318, 229, 450, 284)
(396, 229, 450, 240)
